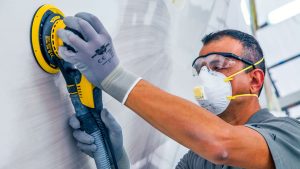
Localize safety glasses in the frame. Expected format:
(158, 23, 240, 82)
(192, 52, 256, 75)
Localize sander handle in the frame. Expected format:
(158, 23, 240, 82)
(54, 58, 118, 169)
(70, 94, 112, 169)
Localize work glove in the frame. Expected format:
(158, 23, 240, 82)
(57, 13, 141, 104)
(69, 108, 130, 169)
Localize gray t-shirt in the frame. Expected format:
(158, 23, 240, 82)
(175, 109, 300, 169)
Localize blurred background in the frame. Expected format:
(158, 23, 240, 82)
(0, 0, 299, 168)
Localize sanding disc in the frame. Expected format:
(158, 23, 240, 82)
(30, 4, 65, 74)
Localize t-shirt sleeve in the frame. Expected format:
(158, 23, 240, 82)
(176, 151, 192, 169)
(245, 117, 300, 169)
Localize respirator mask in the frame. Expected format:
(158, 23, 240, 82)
(192, 52, 264, 115)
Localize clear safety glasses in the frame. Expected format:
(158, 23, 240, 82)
(192, 52, 257, 76)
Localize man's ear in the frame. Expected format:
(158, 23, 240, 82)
(249, 69, 265, 95)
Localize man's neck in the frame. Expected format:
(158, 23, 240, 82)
(218, 98, 261, 125)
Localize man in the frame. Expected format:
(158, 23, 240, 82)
(59, 13, 300, 169)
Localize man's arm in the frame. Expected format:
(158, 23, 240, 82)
(126, 80, 274, 169)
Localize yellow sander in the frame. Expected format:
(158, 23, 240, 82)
(30, 4, 118, 169)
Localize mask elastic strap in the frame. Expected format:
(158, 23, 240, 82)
(227, 94, 258, 100)
(224, 57, 264, 82)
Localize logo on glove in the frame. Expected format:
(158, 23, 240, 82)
(91, 43, 114, 65)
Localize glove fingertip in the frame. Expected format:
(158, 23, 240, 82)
(63, 16, 80, 29)
(75, 12, 94, 19)
(75, 12, 87, 17)
(69, 115, 80, 129)
(56, 28, 63, 35)
(91, 144, 97, 152)
(63, 16, 73, 22)
(88, 135, 95, 144)
(57, 29, 69, 39)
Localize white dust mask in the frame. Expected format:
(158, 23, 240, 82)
(192, 54, 264, 115)
(193, 66, 232, 115)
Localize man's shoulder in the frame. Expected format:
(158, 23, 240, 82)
(247, 108, 300, 128)
(275, 116, 300, 124)
(255, 115, 300, 128)
(246, 114, 300, 169)
(246, 113, 300, 136)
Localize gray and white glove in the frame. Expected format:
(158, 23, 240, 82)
(69, 109, 130, 169)
(57, 12, 141, 104)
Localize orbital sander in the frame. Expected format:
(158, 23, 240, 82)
(30, 4, 118, 169)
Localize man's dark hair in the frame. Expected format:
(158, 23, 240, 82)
(202, 29, 265, 95)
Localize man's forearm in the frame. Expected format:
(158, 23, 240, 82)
(125, 80, 232, 161)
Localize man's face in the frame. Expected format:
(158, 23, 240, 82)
(198, 37, 256, 111)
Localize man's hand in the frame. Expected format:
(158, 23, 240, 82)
(57, 12, 119, 87)
(57, 13, 141, 103)
(69, 108, 130, 169)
